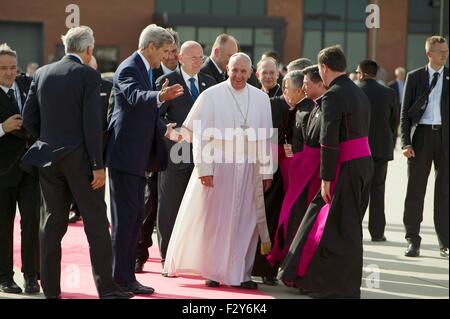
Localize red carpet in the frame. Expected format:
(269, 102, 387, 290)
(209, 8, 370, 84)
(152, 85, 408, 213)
(13, 218, 273, 299)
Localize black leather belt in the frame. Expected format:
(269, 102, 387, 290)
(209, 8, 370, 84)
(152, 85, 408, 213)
(418, 124, 442, 130)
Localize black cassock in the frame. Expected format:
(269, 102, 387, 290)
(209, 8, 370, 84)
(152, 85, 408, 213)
(252, 93, 315, 280)
(280, 75, 373, 299)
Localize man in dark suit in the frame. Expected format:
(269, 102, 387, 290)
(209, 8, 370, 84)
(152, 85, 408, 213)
(22, 26, 132, 299)
(68, 56, 113, 223)
(388, 66, 406, 146)
(400, 35, 449, 258)
(0, 43, 40, 294)
(105, 24, 183, 294)
(201, 33, 259, 87)
(357, 59, 399, 242)
(134, 28, 181, 273)
(155, 41, 216, 269)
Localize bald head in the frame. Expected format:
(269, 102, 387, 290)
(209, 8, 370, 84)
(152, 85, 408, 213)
(211, 33, 238, 72)
(394, 67, 406, 81)
(179, 41, 204, 76)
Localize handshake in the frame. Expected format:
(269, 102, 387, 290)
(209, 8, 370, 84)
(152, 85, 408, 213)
(164, 123, 192, 143)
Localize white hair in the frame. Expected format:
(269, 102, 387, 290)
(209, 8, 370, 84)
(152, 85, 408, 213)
(138, 24, 174, 50)
(61, 26, 95, 54)
(228, 52, 252, 69)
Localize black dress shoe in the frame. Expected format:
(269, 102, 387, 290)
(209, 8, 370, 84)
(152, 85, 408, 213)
(68, 211, 81, 223)
(0, 280, 23, 294)
(24, 277, 40, 294)
(119, 281, 154, 295)
(134, 259, 145, 273)
(100, 287, 134, 299)
(440, 247, 449, 258)
(404, 243, 420, 257)
(371, 236, 387, 242)
(205, 279, 220, 287)
(238, 280, 258, 290)
(262, 276, 278, 286)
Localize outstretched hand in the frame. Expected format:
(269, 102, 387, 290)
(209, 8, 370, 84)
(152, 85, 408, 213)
(165, 123, 183, 142)
(159, 79, 184, 102)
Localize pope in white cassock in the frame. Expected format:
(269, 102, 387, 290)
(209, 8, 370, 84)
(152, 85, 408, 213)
(163, 53, 274, 289)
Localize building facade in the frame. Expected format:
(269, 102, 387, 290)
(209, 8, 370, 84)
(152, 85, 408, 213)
(0, 0, 448, 80)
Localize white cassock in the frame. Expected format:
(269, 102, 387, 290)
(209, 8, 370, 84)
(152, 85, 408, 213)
(163, 80, 273, 285)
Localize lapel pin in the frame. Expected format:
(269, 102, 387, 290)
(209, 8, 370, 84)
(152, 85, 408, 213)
(201, 82, 206, 87)
(446, 76, 449, 80)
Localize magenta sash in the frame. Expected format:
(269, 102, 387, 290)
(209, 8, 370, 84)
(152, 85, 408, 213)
(267, 145, 321, 266)
(278, 146, 294, 191)
(296, 137, 371, 276)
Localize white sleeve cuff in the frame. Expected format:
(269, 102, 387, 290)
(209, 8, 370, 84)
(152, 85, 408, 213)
(0, 123, 5, 138)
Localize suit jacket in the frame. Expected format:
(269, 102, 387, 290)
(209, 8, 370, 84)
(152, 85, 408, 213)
(0, 75, 33, 185)
(388, 80, 402, 124)
(22, 55, 104, 172)
(359, 79, 398, 161)
(105, 52, 168, 176)
(100, 78, 113, 132)
(400, 66, 449, 160)
(200, 57, 260, 88)
(320, 75, 371, 181)
(155, 69, 216, 170)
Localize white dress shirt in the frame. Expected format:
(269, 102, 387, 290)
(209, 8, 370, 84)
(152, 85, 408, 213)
(180, 67, 199, 96)
(420, 64, 444, 125)
(0, 82, 22, 138)
(136, 51, 162, 107)
(161, 62, 179, 76)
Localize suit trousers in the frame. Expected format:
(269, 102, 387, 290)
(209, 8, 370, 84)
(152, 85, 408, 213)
(367, 159, 388, 238)
(38, 147, 115, 297)
(0, 172, 40, 283)
(157, 166, 193, 262)
(136, 173, 158, 263)
(403, 126, 449, 248)
(109, 168, 146, 284)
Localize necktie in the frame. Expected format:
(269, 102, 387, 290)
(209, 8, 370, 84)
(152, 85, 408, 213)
(148, 68, 154, 90)
(189, 78, 199, 101)
(7, 89, 20, 112)
(428, 72, 440, 94)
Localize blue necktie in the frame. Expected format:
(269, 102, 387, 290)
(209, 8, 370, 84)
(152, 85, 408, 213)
(148, 68, 154, 90)
(189, 78, 199, 101)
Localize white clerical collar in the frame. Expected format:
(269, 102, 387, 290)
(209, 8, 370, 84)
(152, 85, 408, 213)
(161, 62, 179, 75)
(180, 67, 198, 84)
(211, 57, 224, 75)
(137, 50, 150, 72)
(427, 63, 444, 76)
(67, 53, 83, 64)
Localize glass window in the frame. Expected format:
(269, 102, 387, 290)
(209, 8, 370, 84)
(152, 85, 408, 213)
(324, 31, 345, 48)
(156, 0, 183, 14)
(325, 0, 345, 19)
(304, 0, 324, 15)
(303, 30, 322, 63)
(184, 0, 210, 15)
(240, 0, 265, 16)
(226, 27, 252, 46)
(176, 26, 196, 43)
(254, 46, 275, 62)
(407, 34, 429, 71)
(255, 28, 274, 46)
(346, 32, 368, 72)
(212, 0, 237, 15)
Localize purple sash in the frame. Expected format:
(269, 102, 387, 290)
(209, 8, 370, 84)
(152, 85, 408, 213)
(278, 146, 294, 191)
(267, 145, 321, 265)
(296, 137, 371, 276)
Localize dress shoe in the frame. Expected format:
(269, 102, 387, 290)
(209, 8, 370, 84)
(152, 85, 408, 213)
(100, 287, 134, 299)
(371, 236, 387, 242)
(0, 280, 23, 294)
(205, 279, 220, 288)
(404, 243, 420, 257)
(119, 281, 154, 295)
(24, 277, 40, 294)
(262, 276, 278, 286)
(68, 211, 81, 223)
(440, 247, 449, 258)
(235, 280, 258, 290)
(134, 259, 145, 273)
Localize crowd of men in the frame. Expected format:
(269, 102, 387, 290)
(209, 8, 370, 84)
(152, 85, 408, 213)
(0, 23, 448, 299)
